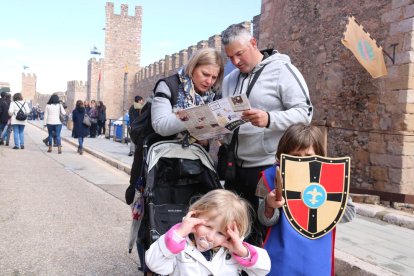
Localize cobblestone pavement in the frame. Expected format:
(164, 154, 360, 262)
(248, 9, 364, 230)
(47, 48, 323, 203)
(0, 123, 142, 275)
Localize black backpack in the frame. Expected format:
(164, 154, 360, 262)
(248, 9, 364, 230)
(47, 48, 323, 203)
(129, 74, 180, 145)
(15, 102, 27, 121)
(126, 74, 180, 205)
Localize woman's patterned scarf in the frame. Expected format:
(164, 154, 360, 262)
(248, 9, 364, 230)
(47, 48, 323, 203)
(173, 68, 215, 111)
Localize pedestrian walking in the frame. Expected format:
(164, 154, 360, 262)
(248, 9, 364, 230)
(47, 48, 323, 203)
(44, 94, 65, 154)
(72, 100, 89, 155)
(8, 93, 30, 149)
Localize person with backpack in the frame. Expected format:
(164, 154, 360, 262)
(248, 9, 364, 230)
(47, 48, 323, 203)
(8, 93, 30, 149)
(43, 94, 66, 154)
(128, 95, 144, 156)
(128, 47, 224, 203)
(127, 47, 224, 273)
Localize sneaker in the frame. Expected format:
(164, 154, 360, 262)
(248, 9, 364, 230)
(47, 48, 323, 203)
(128, 152, 133, 156)
(13, 146, 19, 149)
(20, 145, 24, 149)
(5, 142, 9, 146)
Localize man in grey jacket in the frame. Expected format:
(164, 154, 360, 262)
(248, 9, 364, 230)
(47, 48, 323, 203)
(221, 24, 313, 241)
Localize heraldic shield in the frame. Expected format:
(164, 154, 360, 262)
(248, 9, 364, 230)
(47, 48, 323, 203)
(280, 154, 351, 239)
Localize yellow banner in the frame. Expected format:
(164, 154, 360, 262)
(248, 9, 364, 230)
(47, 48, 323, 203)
(341, 16, 387, 78)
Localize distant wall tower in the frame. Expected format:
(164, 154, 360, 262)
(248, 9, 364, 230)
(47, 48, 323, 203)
(66, 80, 87, 114)
(87, 57, 104, 101)
(103, 2, 142, 119)
(21, 73, 36, 103)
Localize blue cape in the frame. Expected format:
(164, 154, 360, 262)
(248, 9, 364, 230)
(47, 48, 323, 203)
(261, 165, 335, 276)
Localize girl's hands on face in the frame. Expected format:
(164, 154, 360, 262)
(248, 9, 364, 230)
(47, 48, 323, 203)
(221, 221, 248, 258)
(175, 211, 205, 238)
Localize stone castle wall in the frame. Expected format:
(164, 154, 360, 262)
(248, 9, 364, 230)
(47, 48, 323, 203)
(258, 0, 414, 198)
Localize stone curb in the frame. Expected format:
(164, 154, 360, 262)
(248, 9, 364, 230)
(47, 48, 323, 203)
(29, 122, 132, 176)
(335, 249, 399, 276)
(355, 202, 414, 230)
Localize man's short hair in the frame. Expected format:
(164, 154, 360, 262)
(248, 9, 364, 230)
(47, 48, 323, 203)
(0, 92, 5, 98)
(134, 95, 143, 102)
(221, 23, 252, 46)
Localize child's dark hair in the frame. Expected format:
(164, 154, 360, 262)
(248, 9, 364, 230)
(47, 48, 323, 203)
(276, 123, 326, 161)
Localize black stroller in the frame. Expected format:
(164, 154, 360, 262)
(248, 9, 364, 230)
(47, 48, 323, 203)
(131, 134, 222, 274)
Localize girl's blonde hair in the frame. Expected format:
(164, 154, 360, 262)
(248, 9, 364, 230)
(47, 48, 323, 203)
(184, 48, 224, 91)
(189, 189, 252, 238)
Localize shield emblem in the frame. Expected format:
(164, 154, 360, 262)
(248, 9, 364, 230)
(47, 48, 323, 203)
(280, 154, 351, 239)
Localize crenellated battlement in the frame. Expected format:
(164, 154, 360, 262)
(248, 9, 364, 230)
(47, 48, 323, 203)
(135, 21, 251, 83)
(106, 2, 142, 18)
(67, 80, 87, 90)
(21, 73, 37, 80)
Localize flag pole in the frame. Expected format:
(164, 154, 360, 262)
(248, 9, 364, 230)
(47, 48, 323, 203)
(382, 43, 398, 65)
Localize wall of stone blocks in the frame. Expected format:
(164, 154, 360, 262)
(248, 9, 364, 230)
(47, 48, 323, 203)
(103, 2, 142, 120)
(258, 0, 414, 197)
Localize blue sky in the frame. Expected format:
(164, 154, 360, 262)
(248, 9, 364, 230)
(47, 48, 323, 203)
(0, 0, 261, 94)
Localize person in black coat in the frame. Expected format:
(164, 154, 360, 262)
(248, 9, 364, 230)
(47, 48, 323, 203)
(128, 95, 144, 156)
(72, 100, 90, 154)
(0, 92, 11, 145)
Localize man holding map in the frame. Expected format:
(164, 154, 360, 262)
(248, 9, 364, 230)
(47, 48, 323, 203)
(220, 23, 313, 245)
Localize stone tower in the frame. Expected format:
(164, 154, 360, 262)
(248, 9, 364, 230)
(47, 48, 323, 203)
(87, 57, 103, 101)
(21, 73, 36, 103)
(102, 2, 142, 119)
(66, 81, 87, 115)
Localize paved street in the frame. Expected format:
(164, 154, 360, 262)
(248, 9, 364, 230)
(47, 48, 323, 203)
(0, 124, 141, 275)
(1, 122, 414, 275)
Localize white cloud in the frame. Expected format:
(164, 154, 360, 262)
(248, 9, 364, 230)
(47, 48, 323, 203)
(0, 39, 24, 49)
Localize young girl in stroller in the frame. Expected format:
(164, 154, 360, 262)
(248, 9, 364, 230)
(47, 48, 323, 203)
(145, 189, 271, 275)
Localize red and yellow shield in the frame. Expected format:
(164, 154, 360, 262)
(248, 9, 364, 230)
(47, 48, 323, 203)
(280, 154, 351, 239)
